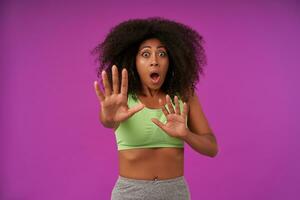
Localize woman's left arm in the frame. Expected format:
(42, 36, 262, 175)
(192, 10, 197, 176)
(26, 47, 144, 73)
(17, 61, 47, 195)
(183, 92, 218, 157)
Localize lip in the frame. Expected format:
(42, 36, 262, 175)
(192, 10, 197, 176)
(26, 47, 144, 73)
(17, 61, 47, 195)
(151, 75, 160, 84)
(149, 71, 161, 84)
(149, 70, 160, 75)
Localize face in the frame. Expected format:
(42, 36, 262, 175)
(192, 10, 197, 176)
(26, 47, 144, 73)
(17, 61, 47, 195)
(136, 38, 169, 92)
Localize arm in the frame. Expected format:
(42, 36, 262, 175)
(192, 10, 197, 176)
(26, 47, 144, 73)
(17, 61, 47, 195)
(151, 92, 218, 157)
(183, 92, 218, 157)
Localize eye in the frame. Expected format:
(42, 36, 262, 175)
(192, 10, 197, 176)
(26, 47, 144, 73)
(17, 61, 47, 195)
(141, 52, 150, 57)
(158, 51, 167, 57)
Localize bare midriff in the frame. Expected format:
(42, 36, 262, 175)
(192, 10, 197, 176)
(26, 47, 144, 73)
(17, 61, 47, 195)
(118, 147, 184, 180)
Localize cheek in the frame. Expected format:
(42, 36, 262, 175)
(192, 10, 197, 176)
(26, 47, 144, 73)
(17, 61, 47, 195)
(136, 57, 146, 68)
(137, 59, 148, 68)
(162, 61, 169, 75)
(136, 61, 148, 77)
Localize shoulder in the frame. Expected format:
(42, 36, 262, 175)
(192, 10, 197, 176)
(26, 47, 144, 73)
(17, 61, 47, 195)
(127, 93, 139, 108)
(186, 89, 202, 118)
(184, 88, 199, 110)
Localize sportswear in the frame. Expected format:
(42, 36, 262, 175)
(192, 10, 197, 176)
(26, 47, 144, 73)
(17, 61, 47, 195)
(115, 94, 185, 150)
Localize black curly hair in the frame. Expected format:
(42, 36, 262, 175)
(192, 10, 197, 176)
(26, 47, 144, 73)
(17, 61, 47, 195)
(92, 17, 207, 102)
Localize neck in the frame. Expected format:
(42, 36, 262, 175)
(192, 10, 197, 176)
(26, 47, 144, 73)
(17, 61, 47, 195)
(140, 86, 162, 98)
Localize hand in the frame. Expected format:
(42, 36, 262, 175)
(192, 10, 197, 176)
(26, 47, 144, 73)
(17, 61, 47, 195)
(94, 65, 144, 126)
(151, 95, 189, 139)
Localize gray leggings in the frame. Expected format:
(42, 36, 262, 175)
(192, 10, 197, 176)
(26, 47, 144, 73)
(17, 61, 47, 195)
(111, 175, 191, 200)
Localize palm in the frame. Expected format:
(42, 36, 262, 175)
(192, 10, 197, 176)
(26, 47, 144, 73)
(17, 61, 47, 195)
(163, 114, 186, 137)
(151, 95, 189, 139)
(101, 94, 131, 122)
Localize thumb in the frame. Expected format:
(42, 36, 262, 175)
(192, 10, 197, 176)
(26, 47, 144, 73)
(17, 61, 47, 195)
(151, 118, 165, 131)
(127, 103, 144, 117)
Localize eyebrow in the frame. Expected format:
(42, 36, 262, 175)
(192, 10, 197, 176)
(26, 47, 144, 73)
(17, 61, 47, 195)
(139, 45, 166, 50)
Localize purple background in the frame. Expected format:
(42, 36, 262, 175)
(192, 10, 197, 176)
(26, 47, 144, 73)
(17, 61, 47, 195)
(1, 0, 299, 199)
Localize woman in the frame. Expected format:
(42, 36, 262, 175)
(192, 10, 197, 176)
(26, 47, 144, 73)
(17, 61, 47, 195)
(93, 17, 218, 200)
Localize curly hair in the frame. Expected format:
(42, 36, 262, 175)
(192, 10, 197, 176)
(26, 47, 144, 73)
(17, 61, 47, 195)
(92, 17, 207, 102)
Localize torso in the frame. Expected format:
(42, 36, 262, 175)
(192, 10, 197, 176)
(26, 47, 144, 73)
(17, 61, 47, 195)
(118, 93, 184, 180)
(118, 148, 184, 180)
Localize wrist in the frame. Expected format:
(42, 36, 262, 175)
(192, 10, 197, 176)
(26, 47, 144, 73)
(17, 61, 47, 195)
(101, 119, 116, 128)
(180, 128, 192, 141)
(100, 112, 116, 128)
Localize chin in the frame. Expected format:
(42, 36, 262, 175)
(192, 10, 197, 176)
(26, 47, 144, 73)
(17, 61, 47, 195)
(149, 82, 164, 90)
(143, 80, 164, 91)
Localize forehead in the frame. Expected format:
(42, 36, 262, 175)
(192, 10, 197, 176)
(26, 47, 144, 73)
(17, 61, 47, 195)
(139, 38, 166, 49)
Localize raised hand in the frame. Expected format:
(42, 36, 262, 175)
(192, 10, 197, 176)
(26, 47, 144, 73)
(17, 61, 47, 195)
(151, 95, 189, 139)
(94, 65, 144, 128)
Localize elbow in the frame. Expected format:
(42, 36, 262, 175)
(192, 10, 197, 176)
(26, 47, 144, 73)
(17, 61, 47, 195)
(209, 135, 218, 157)
(210, 150, 218, 157)
(208, 144, 219, 158)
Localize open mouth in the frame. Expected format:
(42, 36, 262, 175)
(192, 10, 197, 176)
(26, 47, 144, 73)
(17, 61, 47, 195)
(150, 72, 160, 84)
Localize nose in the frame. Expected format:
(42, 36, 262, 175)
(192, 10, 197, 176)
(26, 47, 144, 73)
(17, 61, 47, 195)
(150, 54, 159, 67)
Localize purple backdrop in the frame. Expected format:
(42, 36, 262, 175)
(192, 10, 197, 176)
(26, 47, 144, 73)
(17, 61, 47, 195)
(1, 0, 299, 199)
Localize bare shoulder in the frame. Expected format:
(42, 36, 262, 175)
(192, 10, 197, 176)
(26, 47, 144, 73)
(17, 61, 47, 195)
(186, 90, 214, 136)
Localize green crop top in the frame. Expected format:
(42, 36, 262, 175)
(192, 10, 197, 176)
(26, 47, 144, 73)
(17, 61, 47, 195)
(115, 94, 186, 150)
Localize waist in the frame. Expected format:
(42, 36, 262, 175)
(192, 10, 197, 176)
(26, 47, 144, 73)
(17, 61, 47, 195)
(117, 175, 186, 183)
(118, 147, 184, 180)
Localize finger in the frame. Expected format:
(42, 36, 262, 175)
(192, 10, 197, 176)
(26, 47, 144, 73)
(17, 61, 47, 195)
(182, 102, 188, 120)
(94, 81, 105, 102)
(159, 98, 169, 117)
(166, 95, 175, 114)
(151, 118, 166, 131)
(174, 96, 180, 115)
(102, 70, 111, 96)
(121, 68, 128, 96)
(112, 65, 119, 94)
(127, 103, 144, 117)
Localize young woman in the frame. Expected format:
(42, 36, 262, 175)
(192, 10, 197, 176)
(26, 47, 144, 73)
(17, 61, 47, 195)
(93, 17, 218, 200)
